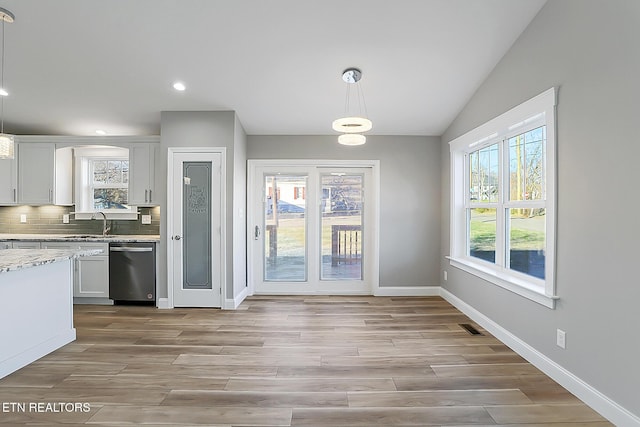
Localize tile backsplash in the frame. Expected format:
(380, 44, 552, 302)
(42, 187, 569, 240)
(0, 206, 160, 235)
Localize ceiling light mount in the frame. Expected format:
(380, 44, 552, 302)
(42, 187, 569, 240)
(341, 68, 362, 84)
(0, 8, 14, 24)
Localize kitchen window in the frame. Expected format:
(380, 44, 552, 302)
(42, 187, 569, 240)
(74, 146, 138, 219)
(449, 88, 557, 308)
(90, 159, 129, 210)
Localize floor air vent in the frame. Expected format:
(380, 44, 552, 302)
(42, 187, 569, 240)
(459, 323, 483, 335)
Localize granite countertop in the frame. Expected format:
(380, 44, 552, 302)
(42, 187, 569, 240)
(0, 234, 160, 243)
(0, 248, 104, 274)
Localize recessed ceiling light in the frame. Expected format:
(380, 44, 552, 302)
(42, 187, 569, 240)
(173, 81, 186, 91)
(95, 129, 107, 135)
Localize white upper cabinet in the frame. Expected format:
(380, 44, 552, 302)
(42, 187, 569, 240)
(18, 143, 56, 205)
(129, 143, 158, 206)
(55, 146, 73, 206)
(6, 136, 158, 208)
(0, 156, 17, 205)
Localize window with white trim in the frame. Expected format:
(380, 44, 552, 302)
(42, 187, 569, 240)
(73, 146, 138, 219)
(449, 88, 557, 308)
(90, 159, 129, 210)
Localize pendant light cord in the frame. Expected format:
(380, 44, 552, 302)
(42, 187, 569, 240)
(342, 79, 369, 119)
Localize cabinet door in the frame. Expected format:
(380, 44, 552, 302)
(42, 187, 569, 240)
(76, 256, 109, 298)
(18, 143, 56, 205)
(129, 143, 157, 206)
(11, 241, 41, 249)
(0, 157, 17, 205)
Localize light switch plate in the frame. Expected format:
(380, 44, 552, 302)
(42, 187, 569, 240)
(141, 214, 152, 225)
(20, 214, 27, 223)
(62, 214, 70, 224)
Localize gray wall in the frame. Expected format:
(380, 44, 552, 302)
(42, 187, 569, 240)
(159, 111, 239, 301)
(233, 116, 248, 298)
(248, 135, 441, 288)
(441, 0, 640, 417)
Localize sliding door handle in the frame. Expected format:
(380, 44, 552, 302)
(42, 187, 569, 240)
(254, 225, 261, 240)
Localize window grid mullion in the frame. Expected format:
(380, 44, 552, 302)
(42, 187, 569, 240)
(495, 138, 506, 269)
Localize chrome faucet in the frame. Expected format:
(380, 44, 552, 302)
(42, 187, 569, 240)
(91, 211, 111, 236)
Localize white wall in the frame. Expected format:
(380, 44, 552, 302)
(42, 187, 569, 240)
(248, 135, 441, 289)
(159, 111, 239, 301)
(441, 0, 640, 419)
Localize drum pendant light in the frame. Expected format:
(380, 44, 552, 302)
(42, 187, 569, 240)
(333, 68, 371, 146)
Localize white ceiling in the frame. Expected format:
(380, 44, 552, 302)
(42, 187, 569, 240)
(0, 0, 546, 137)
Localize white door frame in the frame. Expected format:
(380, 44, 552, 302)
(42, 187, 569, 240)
(247, 159, 380, 296)
(167, 147, 227, 308)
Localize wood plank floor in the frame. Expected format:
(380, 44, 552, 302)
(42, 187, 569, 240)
(0, 296, 611, 426)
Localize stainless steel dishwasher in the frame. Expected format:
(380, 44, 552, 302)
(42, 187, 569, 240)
(109, 242, 155, 303)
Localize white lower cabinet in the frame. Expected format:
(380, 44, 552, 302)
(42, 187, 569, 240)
(40, 241, 109, 299)
(0, 241, 11, 250)
(76, 254, 109, 298)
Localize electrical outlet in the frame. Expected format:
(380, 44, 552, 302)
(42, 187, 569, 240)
(556, 329, 566, 349)
(20, 214, 27, 223)
(443, 271, 448, 281)
(62, 214, 70, 224)
(141, 214, 152, 225)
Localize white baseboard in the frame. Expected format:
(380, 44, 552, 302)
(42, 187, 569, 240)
(224, 286, 249, 309)
(0, 330, 76, 379)
(374, 286, 441, 296)
(440, 288, 640, 427)
(157, 298, 170, 309)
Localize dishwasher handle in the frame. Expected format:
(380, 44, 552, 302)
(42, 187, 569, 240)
(109, 247, 154, 252)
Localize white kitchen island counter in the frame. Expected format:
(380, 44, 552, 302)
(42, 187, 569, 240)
(0, 249, 101, 379)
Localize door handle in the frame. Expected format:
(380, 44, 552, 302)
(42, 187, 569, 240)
(254, 225, 261, 240)
(172, 235, 182, 241)
(145, 189, 148, 203)
(110, 247, 154, 252)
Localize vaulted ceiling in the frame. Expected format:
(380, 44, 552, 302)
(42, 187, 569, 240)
(0, 0, 546, 136)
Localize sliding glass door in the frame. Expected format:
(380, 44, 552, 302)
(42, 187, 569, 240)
(249, 162, 377, 294)
(320, 172, 364, 281)
(263, 174, 308, 282)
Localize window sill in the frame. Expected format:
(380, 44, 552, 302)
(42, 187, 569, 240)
(447, 256, 558, 309)
(73, 211, 139, 221)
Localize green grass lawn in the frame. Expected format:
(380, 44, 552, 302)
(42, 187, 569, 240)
(470, 219, 544, 251)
